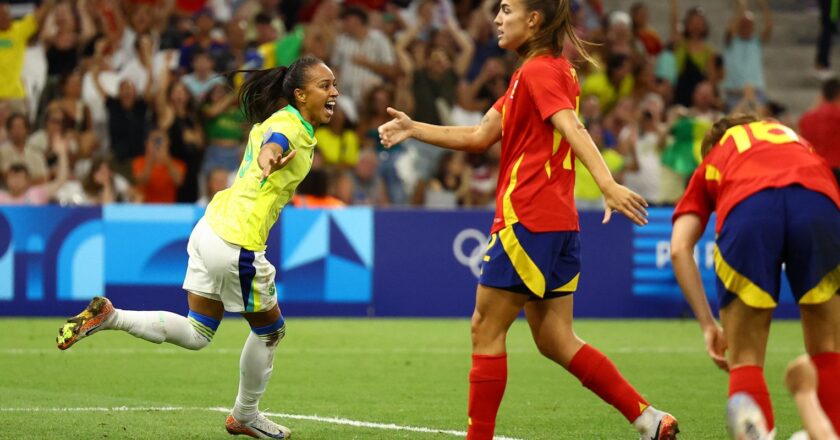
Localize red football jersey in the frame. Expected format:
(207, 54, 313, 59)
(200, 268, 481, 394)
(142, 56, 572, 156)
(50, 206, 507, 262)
(673, 120, 840, 231)
(490, 55, 580, 234)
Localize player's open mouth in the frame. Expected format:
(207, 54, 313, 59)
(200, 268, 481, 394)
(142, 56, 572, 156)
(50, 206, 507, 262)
(325, 100, 336, 116)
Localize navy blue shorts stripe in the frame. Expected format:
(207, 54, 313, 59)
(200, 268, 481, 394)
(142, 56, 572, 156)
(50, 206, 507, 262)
(238, 249, 257, 311)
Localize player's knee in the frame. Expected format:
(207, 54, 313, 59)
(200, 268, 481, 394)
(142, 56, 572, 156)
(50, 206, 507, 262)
(251, 316, 286, 348)
(187, 310, 221, 351)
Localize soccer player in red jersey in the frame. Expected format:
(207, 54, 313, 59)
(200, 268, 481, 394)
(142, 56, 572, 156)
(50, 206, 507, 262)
(379, 0, 678, 438)
(671, 114, 840, 437)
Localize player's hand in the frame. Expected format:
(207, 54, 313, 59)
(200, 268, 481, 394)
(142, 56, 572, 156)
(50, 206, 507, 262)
(703, 324, 728, 371)
(378, 107, 413, 149)
(602, 183, 649, 226)
(261, 149, 296, 181)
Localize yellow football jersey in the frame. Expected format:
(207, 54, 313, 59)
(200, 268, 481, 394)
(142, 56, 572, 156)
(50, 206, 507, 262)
(205, 105, 316, 251)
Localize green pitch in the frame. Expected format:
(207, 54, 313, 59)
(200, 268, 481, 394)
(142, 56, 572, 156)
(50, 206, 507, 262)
(0, 318, 808, 439)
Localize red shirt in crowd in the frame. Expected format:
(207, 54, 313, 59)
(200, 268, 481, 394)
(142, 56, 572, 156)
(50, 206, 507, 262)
(799, 102, 840, 169)
(490, 55, 580, 234)
(673, 121, 840, 232)
(132, 157, 186, 204)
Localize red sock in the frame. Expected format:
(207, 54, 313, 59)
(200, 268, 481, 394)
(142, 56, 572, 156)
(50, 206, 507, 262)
(811, 352, 840, 433)
(729, 365, 774, 431)
(467, 354, 507, 440)
(567, 344, 650, 422)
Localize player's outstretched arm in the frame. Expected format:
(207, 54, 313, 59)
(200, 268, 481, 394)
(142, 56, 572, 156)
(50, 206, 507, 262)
(671, 214, 728, 371)
(378, 107, 501, 154)
(549, 109, 648, 226)
(785, 355, 840, 440)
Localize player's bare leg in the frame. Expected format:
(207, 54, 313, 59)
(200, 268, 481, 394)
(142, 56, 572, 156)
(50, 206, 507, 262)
(785, 354, 840, 440)
(466, 285, 528, 440)
(800, 295, 840, 433)
(524, 296, 678, 439)
(720, 297, 775, 434)
(226, 304, 291, 439)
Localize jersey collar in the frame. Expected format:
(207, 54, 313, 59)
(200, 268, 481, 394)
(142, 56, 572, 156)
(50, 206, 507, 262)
(282, 105, 315, 138)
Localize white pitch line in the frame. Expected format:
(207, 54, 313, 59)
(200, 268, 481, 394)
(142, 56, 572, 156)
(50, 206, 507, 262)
(0, 406, 523, 440)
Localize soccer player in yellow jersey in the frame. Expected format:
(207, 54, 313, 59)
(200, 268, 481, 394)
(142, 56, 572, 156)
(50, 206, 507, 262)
(56, 56, 339, 439)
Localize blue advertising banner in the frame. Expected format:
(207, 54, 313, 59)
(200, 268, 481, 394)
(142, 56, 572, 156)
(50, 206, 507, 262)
(0, 206, 801, 318)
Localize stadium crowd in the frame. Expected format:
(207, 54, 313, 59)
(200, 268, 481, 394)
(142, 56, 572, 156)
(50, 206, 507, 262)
(0, 0, 832, 208)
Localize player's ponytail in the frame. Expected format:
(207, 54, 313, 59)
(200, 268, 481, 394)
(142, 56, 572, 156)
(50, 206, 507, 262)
(234, 56, 325, 124)
(520, 0, 597, 67)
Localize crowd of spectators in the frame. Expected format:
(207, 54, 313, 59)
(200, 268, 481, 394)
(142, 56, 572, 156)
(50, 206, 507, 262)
(0, 0, 831, 210)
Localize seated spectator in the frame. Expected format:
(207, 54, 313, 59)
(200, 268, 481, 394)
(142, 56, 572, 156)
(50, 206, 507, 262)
(196, 167, 232, 207)
(0, 136, 69, 205)
(201, 83, 245, 175)
(292, 168, 345, 208)
(181, 49, 224, 102)
(132, 129, 186, 204)
(350, 148, 388, 206)
(314, 97, 359, 168)
(57, 154, 132, 205)
(722, 0, 773, 111)
(582, 53, 634, 113)
(0, 114, 47, 182)
(27, 104, 80, 159)
(424, 151, 471, 208)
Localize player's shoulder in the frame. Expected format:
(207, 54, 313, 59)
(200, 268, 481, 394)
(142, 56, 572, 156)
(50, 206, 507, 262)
(262, 108, 303, 133)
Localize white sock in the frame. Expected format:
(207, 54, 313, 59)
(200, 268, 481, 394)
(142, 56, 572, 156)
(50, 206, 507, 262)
(232, 331, 282, 422)
(107, 309, 213, 350)
(633, 406, 662, 434)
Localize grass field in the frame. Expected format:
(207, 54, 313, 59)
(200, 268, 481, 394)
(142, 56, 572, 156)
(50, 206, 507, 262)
(0, 317, 810, 439)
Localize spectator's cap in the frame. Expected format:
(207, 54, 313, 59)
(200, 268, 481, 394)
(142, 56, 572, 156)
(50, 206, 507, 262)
(608, 11, 631, 28)
(340, 5, 368, 24)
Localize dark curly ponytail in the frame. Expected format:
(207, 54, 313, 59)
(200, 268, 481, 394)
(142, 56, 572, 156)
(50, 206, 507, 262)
(234, 56, 325, 124)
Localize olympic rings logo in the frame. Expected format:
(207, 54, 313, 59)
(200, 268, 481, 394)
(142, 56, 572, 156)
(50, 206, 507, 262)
(452, 228, 490, 278)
